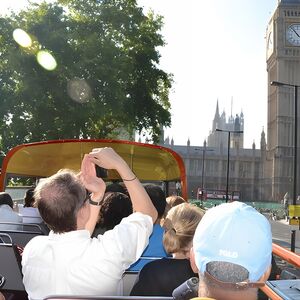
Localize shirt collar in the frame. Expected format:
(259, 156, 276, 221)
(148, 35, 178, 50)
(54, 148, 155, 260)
(48, 229, 91, 241)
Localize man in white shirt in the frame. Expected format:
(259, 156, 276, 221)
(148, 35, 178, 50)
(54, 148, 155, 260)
(18, 188, 43, 224)
(0, 192, 23, 230)
(22, 148, 157, 299)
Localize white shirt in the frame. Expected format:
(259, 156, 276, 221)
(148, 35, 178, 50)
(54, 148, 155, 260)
(18, 205, 43, 224)
(0, 205, 23, 230)
(22, 212, 152, 300)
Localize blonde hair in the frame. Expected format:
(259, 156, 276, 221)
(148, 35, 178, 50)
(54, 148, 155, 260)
(163, 203, 204, 254)
(166, 195, 185, 209)
(162, 195, 186, 222)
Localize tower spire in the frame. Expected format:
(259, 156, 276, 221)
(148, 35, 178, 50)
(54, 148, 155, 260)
(214, 99, 220, 119)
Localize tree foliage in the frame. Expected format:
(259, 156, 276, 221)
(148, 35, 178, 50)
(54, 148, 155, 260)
(0, 0, 172, 153)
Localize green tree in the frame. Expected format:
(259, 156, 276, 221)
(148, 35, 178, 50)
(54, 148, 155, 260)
(0, 0, 172, 153)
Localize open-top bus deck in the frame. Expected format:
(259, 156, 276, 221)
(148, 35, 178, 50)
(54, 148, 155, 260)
(0, 139, 299, 299)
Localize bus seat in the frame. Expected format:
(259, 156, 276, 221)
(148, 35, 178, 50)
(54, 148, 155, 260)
(0, 243, 27, 295)
(280, 267, 300, 280)
(0, 233, 12, 244)
(122, 271, 139, 296)
(0, 223, 44, 247)
(266, 279, 300, 299)
(0, 231, 43, 248)
(0, 222, 44, 233)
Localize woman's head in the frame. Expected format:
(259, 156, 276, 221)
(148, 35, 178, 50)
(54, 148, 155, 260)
(166, 195, 185, 208)
(163, 195, 186, 220)
(0, 192, 13, 208)
(163, 203, 204, 256)
(24, 188, 35, 207)
(97, 192, 132, 230)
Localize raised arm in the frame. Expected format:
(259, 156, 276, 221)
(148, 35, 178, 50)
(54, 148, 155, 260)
(80, 154, 106, 235)
(88, 147, 157, 223)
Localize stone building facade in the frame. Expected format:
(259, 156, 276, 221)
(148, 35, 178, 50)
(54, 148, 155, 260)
(159, 0, 300, 203)
(161, 103, 269, 202)
(265, 0, 300, 202)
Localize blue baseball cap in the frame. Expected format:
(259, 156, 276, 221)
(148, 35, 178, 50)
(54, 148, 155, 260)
(193, 201, 272, 282)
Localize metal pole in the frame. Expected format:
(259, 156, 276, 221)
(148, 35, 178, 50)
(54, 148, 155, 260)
(226, 131, 230, 203)
(293, 84, 297, 206)
(201, 148, 205, 194)
(291, 231, 296, 253)
(216, 128, 242, 203)
(291, 85, 298, 252)
(271, 81, 299, 252)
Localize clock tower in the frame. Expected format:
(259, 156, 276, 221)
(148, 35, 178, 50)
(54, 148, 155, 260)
(266, 0, 300, 201)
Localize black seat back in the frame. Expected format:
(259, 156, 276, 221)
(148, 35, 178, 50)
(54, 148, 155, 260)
(0, 231, 42, 248)
(0, 243, 25, 292)
(0, 222, 43, 233)
(0, 222, 44, 247)
(0, 233, 12, 244)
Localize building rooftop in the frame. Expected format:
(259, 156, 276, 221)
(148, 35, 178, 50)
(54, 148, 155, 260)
(279, 0, 300, 4)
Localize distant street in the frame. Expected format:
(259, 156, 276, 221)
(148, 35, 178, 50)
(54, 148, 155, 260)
(269, 218, 300, 254)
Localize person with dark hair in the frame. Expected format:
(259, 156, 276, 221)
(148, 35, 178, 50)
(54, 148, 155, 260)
(0, 192, 14, 209)
(24, 189, 35, 207)
(129, 184, 168, 271)
(130, 203, 204, 296)
(190, 201, 272, 300)
(92, 192, 133, 236)
(0, 192, 22, 230)
(18, 188, 43, 224)
(105, 182, 127, 194)
(144, 184, 166, 218)
(21, 148, 157, 299)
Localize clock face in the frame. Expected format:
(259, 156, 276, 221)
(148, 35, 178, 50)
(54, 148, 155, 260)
(286, 24, 300, 46)
(267, 30, 274, 57)
(266, 21, 274, 59)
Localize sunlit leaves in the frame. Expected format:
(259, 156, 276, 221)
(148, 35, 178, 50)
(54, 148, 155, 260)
(0, 0, 172, 153)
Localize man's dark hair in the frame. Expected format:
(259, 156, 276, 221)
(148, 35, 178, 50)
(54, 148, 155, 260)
(0, 192, 14, 208)
(144, 184, 166, 218)
(34, 170, 86, 233)
(97, 192, 132, 230)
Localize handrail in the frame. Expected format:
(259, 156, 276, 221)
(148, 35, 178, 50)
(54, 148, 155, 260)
(0, 233, 13, 244)
(260, 285, 283, 300)
(0, 222, 43, 234)
(272, 243, 300, 267)
(259, 243, 300, 299)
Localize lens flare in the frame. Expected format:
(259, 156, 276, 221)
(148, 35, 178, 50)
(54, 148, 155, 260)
(67, 78, 92, 103)
(13, 28, 32, 48)
(36, 50, 57, 71)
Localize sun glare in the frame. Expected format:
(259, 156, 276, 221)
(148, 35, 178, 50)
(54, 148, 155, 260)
(13, 28, 32, 48)
(36, 50, 57, 71)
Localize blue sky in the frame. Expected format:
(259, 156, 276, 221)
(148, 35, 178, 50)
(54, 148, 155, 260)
(1, 0, 278, 148)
